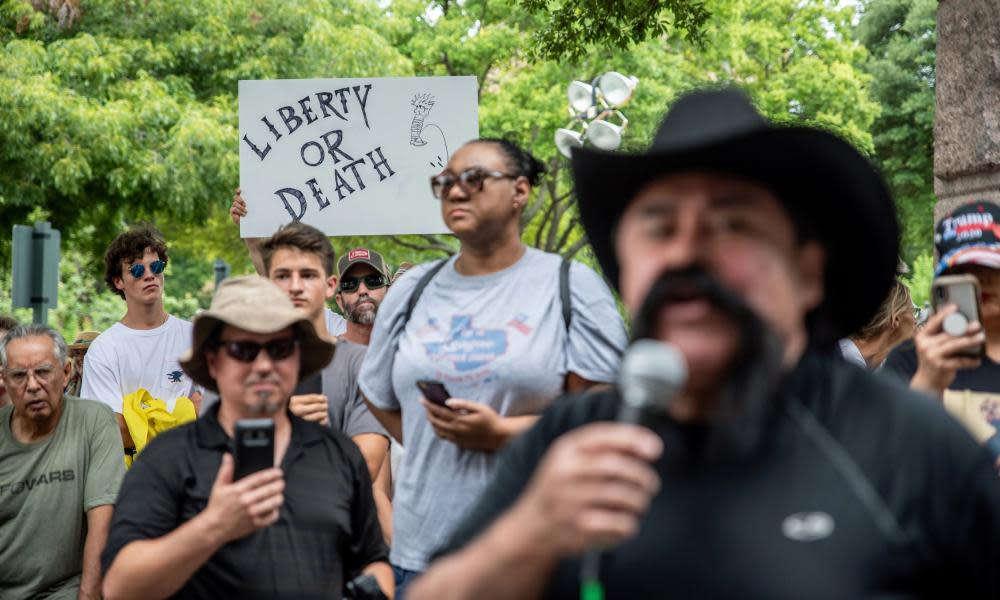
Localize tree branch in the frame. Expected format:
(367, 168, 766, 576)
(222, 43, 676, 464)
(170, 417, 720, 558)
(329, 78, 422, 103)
(553, 214, 580, 254)
(544, 197, 567, 252)
(389, 235, 456, 256)
(564, 235, 589, 259)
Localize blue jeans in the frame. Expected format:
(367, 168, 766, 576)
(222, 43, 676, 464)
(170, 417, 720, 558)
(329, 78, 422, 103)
(392, 564, 422, 600)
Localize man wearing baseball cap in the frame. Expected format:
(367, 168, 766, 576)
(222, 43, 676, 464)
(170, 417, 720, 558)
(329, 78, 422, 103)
(409, 88, 1000, 598)
(329, 247, 396, 542)
(884, 200, 1000, 454)
(101, 276, 391, 599)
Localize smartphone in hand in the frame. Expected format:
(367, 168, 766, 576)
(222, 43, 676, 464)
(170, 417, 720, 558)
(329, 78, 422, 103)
(932, 274, 985, 358)
(416, 380, 453, 410)
(233, 419, 274, 480)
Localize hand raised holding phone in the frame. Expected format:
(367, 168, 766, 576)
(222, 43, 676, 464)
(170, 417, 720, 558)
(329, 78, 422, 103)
(912, 300, 986, 396)
(202, 453, 284, 544)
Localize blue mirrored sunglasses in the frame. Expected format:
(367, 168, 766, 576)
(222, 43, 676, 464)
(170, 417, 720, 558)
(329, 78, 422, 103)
(129, 260, 166, 279)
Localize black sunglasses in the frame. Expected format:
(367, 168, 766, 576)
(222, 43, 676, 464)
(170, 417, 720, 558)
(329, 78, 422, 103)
(430, 167, 517, 199)
(217, 337, 298, 363)
(339, 274, 388, 293)
(128, 260, 166, 279)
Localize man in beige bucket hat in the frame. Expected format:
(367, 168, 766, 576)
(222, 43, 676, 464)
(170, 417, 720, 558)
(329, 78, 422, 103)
(101, 276, 392, 599)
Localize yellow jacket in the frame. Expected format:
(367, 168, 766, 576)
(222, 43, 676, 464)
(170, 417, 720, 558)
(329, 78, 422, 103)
(122, 389, 197, 467)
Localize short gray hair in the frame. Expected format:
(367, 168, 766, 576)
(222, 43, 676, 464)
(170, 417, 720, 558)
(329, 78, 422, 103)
(0, 324, 69, 368)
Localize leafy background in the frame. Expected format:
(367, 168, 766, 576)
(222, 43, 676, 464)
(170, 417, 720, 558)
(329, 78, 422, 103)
(0, 0, 939, 338)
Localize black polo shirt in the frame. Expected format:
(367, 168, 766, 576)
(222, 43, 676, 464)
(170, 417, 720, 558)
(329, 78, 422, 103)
(101, 403, 387, 599)
(438, 352, 1000, 598)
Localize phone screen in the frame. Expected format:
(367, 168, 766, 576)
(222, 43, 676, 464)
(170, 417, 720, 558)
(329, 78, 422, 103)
(416, 380, 452, 409)
(234, 419, 274, 480)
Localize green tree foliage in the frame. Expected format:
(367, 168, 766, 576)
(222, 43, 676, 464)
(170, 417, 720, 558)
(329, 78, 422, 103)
(856, 0, 937, 263)
(0, 0, 412, 267)
(1, 0, 881, 326)
(517, 0, 710, 61)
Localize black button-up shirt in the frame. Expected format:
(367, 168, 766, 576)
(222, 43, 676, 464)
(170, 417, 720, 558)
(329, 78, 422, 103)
(101, 403, 387, 599)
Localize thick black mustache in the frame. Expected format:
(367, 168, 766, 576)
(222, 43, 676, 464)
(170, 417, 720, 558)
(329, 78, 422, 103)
(631, 265, 758, 341)
(630, 264, 786, 464)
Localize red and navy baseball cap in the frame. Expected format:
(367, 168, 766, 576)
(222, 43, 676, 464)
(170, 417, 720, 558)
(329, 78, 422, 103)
(935, 201, 1000, 276)
(337, 247, 390, 280)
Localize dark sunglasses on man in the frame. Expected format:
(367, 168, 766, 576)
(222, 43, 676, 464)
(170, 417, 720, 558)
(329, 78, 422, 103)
(339, 274, 389, 293)
(215, 337, 298, 363)
(430, 167, 518, 200)
(128, 260, 166, 279)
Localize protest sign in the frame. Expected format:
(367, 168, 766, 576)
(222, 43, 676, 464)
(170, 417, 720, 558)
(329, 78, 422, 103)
(239, 76, 478, 237)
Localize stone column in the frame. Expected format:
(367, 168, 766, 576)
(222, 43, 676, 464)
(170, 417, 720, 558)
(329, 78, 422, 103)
(933, 0, 1000, 220)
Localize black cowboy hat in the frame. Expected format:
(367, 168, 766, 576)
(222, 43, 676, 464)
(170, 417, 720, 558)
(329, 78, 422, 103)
(572, 87, 899, 346)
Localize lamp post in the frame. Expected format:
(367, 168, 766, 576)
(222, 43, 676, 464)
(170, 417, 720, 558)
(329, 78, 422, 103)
(555, 71, 638, 158)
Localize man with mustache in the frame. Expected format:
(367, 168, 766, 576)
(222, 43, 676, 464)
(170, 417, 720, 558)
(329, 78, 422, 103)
(101, 276, 392, 599)
(407, 89, 1000, 599)
(82, 226, 202, 453)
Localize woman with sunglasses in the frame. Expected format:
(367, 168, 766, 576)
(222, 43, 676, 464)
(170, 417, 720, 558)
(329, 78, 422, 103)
(358, 138, 627, 592)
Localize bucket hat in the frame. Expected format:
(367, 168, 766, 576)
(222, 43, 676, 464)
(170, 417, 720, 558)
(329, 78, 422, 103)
(180, 276, 335, 392)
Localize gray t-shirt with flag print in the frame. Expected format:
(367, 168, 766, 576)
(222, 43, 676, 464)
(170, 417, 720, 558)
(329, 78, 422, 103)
(359, 246, 626, 571)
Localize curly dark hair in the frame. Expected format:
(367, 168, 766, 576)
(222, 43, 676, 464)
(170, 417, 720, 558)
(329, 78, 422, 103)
(103, 225, 169, 299)
(260, 221, 336, 278)
(475, 137, 547, 187)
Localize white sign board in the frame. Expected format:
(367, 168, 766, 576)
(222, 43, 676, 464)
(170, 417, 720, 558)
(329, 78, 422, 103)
(238, 76, 478, 237)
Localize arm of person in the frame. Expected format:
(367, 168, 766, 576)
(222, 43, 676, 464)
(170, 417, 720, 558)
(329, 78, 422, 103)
(373, 458, 393, 545)
(352, 432, 389, 483)
(114, 413, 135, 450)
(406, 422, 663, 600)
(103, 455, 284, 600)
(230, 187, 266, 276)
(362, 561, 395, 599)
(362, 394, 403, 444)
(78, 505, 113, 600)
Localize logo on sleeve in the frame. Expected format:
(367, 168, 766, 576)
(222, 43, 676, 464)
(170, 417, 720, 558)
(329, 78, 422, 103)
(781, 512, 835, 542)
(167, 370, 184, 383)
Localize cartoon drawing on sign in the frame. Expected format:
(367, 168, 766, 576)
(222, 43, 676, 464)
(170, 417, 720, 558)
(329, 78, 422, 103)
(410, 93, 449, 169)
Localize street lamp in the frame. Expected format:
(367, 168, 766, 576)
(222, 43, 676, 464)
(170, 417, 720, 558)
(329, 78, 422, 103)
(555, 71, 638, 158)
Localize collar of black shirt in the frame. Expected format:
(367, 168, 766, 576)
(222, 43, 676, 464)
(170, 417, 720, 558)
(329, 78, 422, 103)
(195, 400, 326, 464)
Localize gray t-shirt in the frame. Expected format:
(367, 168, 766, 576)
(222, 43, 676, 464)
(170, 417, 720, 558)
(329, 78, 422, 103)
(358, 247, 626, 570)
(323, 336, 386, 438)
(0, 397, 125, 599)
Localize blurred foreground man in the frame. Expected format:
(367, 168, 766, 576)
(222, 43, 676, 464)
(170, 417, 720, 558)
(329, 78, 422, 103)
(0, 325, 124, 599)
(409, 89, 1000, 599)
(101, 276, 391, 600)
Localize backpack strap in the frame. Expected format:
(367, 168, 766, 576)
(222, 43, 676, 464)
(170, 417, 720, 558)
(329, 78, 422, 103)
(403, 259, 448, 326)
(560, 257, 572, 331)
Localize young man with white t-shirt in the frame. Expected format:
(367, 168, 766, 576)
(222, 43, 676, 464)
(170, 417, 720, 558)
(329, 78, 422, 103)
(81, 226, 202, 453)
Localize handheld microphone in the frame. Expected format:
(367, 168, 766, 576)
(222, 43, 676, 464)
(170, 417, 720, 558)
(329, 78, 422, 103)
(616, 339, 687, 424)
(580, 339, 687, 600)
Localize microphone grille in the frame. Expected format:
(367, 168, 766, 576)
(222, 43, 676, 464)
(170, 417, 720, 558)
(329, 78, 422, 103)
(619, 339, 687, 410)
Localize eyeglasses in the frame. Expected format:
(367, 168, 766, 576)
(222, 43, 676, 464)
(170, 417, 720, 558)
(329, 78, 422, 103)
(3, 365, 58, 387)
(217, 338, 297, 363)
(128, 260, 166, 279)
(430, 167, 518, 199)
(339, 274, 388, 293)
